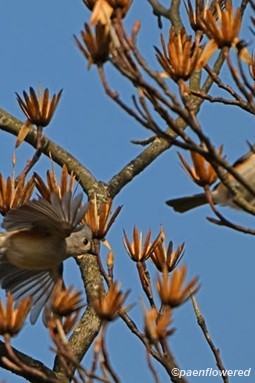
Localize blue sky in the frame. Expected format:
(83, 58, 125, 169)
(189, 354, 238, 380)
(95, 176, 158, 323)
(0, 1, 255, 382)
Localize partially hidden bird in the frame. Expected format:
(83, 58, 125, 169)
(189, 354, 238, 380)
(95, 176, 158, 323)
(166, 147, 255, 213)
(0, 191, 94, 323)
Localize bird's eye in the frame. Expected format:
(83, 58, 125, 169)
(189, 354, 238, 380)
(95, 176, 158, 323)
(83, 238, 89, 245)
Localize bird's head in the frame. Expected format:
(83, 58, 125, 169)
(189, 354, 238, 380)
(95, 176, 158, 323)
(66, 224, 96, 256)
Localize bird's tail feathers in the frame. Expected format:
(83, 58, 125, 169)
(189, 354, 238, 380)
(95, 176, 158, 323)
(166, 193, 208, 213)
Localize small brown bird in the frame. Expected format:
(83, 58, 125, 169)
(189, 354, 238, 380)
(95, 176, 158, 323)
(166, 148, 255, 213)
(0, 191, 94, 323)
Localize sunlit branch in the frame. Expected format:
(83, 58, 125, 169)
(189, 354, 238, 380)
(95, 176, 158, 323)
(0, 108, 97, 197)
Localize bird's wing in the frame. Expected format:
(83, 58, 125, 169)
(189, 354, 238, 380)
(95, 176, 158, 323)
(2, 191, 88, 238)
(0, 258, 62, 324)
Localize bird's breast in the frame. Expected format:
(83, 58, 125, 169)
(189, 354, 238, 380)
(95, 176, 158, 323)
(4, 231, 67, 270)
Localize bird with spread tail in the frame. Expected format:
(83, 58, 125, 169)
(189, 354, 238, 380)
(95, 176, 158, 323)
(0, 191, 94, 323)
(166, 147, 255, 213)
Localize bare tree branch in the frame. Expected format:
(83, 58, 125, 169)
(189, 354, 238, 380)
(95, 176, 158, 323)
(53, 254, 103, 379)
(0, 108, 97, 197)
(191, 296, 229, 383)
(0, 341, 59, 383)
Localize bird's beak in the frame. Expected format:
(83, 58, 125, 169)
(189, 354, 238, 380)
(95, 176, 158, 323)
(89, 248, 98, 256)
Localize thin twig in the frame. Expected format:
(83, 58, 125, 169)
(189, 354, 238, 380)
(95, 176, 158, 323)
(4, 337, 58, 383)
(205, 188, 255, 235)
(100, 325, 120, 383)
(191, 295, 229, 383)
(146, 345, 160, 383)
